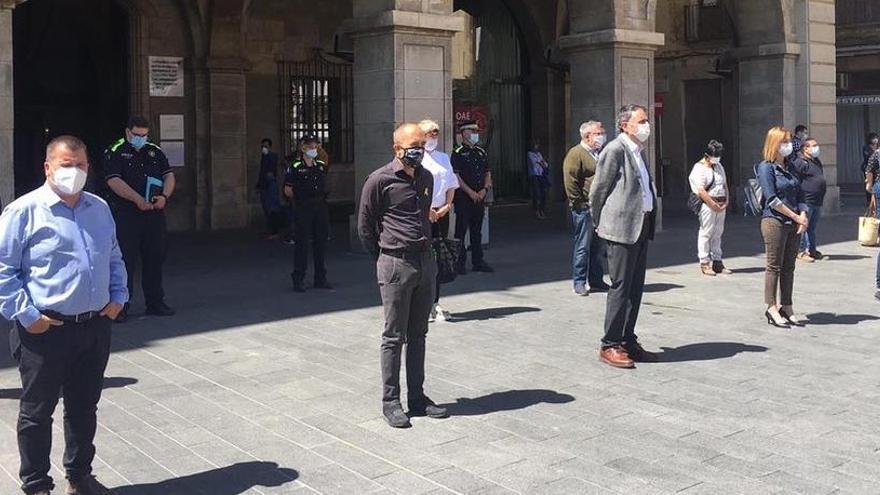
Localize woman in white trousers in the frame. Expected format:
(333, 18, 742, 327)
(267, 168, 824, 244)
(689, 140, 732, 276)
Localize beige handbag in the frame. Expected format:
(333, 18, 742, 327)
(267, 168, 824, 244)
(859, 206, 880, 246)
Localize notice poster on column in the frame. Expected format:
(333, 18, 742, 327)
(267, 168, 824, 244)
(162, 141, 185, 167)
(159, 115, 185, 140)
(149, 56, 185, 97)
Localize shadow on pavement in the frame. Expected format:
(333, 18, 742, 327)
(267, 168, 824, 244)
(450, 306, 541, 322)
(440, 389, 575, 416)
(643, 283, 684, 293)
(655, 342, 768, 363)
(732, 266, 765, 274)
(0, 376, 138, 401)
(113, 462, 298, 495)
(821, 254, 871, 261)
(805, 312, 880, 326)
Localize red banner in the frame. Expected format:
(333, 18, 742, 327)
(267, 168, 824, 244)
(454, 104, 490, 136)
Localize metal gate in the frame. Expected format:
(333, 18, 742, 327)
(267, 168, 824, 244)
(474, 0, 529, 200)
(277, 52, 353, 162)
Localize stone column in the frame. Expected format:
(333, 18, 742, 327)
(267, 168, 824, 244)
(0, 2, 14, 205)
(559, 29, 664, 224)
(205, 57, 250, 229)
(349, 1, 463, 247)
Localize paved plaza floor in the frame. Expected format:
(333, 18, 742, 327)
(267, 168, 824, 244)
(1, 202, 879, 494)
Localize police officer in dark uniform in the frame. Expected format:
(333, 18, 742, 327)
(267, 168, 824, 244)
(284, 135, 332, 292)
(105, 115, 176, 321)
(451, 121, 494, 273)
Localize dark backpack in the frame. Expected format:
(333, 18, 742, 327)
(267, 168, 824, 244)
(742, 164, 764, 217)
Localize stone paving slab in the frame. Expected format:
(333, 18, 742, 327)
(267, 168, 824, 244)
(0, 205, 879, 494)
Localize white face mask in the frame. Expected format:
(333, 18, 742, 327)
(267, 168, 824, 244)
(261, 147, 269, 155)
(304, 149, 319, 159)
(52, 166, 87, 196)
(425, 138, 438, 152)
(810, 145, 820, 158)
(635, 123, 651, 142)
(709, 156, 721, 165)
(779, 142, 794, 157)
(594, 134, 607, 148)
(468, 133, 480, 145)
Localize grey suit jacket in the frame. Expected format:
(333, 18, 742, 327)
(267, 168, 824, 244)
(589, 134, 657, 245)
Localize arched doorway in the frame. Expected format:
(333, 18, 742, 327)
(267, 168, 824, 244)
(13, 0, 130, 195)
(455, 0, 530, 201)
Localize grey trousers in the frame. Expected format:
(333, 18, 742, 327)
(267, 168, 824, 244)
(377, 249, 436, 405)
(601, 218, 650, 347)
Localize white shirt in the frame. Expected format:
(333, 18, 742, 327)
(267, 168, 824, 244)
(622, 134, 654, 212)
(422, 150, 460, 208)
(688, 160, 727, 198)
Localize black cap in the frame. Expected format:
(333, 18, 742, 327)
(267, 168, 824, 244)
(300, 134, 320, 145)
(458, 121, 479, 132)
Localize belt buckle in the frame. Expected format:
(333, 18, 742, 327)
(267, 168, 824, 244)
(74, 312, 91, 323)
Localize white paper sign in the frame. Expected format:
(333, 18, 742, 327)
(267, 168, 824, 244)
(159, 114, 185, 140)
(162, 141, 185, 167)
(149, 56, 184, 97)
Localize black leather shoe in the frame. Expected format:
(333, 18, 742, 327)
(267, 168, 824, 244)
(590, 282, 611, 292)
(313, 279, 333, 290)
(472, 263, 494, 273)
(67, 475, 114, 494)
(383, 403, 412, 428)
(408, 397, 448, 419)
(144, 302, 175, 317)
(115, 303, 130, 323)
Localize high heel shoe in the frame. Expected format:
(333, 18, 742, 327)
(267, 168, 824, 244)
(779, 308, 806, 327)
(765, 310, 790, 328)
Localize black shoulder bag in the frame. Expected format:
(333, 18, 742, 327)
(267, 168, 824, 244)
(687, 165, 716, 216)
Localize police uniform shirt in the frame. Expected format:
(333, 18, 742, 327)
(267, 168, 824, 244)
(104, 138, 173, 207)
(284, 159, 328, 202)
(451, 144, 490, 195)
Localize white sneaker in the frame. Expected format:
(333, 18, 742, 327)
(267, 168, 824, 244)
(429, 305, 437, 323)
(435, 304, 451, 321)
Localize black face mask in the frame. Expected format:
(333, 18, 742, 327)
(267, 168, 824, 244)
(400, 147, 425, 168)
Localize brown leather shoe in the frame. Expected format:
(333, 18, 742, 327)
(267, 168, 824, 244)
(599, 346, 635, 369)
(626, 342, 660, 362)
(700, 263, 716, 276)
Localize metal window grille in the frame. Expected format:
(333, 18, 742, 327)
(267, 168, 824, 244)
(278, 53, 353, 162)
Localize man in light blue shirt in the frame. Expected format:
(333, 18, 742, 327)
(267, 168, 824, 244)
(0, 135, 127, 495)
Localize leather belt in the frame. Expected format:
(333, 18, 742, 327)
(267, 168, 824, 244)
(380, 243, 430, 258)
(43, 310, 99, 324)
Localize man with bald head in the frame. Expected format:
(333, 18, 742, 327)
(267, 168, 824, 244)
(0, 136, 127, 495)
(358, 123, 448, 428)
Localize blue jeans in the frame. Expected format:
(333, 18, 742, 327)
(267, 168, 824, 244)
(799, 204, 821, 255)
(875, 183, 880, 289)
(571, 207, 605, 287)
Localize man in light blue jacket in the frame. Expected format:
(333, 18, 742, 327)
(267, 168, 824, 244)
(590, 104, 659, 369)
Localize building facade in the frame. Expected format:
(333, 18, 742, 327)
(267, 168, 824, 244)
(0, 1, 861, 233)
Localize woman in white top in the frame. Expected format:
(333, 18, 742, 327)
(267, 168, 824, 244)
(419, 119, 460, 322)
(688, 139, 732, 276)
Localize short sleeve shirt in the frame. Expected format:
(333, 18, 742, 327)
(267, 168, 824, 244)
(688, 161, 727, 198)
(104, 138, 173, 208)
(451, 144, 490, 192)
(421, 151, 460, 208)
(284, 159, 328, 202)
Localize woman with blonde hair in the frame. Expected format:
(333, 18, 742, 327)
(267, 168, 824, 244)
(756, 126, 809, 328)
(419, 119, 459, 322)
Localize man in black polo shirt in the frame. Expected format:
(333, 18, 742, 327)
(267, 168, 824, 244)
(358, 123, 448, 429)
(452, 121, 493, 273)
(104, 115, 176, 321)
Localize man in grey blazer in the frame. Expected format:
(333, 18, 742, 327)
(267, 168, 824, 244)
(590, 104, 660, 368)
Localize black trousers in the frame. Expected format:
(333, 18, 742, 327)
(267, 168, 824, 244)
(602, 218, 650, 347)
(11, 317, 112, 494)
(377, 249, 436, 405)
(292, 201, 329, 284)
(114, 208, 167, 307)
(431, 214, 450, 304)
(530, 176, 547, 212)
(454, 199, 485, 268)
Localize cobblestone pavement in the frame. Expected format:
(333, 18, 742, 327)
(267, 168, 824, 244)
(1, 204, 879, 494)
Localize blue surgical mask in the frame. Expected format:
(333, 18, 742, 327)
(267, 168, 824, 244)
(129, 135, 148, 150)
(468, 133, 480, 145)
